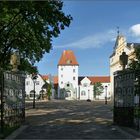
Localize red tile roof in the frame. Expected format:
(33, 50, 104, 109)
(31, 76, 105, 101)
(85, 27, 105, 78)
(58, 50, 79, 65)
(88, 76, 110, 84)
(53, 76, 58, 88)
(53, 76, 58, 84)
(41, 75, 49, 80)
(42, 75, 110, 86)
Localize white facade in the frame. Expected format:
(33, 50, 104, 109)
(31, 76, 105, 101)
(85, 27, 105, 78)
(25, 74, 55, 100)
(58, 65, 78, 100)
(25, 50, 111, 101)
(79, 77, 93, 100)
(25, 74, 45, 99)
(78, 77, 111, 101)
(110, 35, 136, 98)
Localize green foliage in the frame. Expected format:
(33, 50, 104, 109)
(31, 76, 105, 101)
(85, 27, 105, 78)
(94, 82, 104, 99)
(47, 84, 52, 100)
(18, 58, 38, 74)
(129, 47, 140, 70)
(134, 106, 140, 118)
(0, 1, 72, 73)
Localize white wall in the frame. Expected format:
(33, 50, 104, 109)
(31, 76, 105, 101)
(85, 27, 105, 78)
(79, 77, 93, 100)
(58, 65, 78, 99)
(25, 74, 45, 99)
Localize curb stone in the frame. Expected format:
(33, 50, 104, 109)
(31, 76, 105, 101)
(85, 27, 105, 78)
(115, 125, 140, 139)
(118, 126, 140, 139)
(5, 125, 28, 140)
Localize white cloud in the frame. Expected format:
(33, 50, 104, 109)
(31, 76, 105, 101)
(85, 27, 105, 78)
(129, 24, 140, 37)
(54, 29, 116, 49)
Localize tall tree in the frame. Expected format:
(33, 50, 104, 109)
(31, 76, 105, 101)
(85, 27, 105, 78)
(94, 82, 104, 99)
(0, 1, 72, 73)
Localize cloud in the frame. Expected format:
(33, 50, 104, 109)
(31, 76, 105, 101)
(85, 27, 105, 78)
(54, 29, 116, 49)
(129, 24, 140, 37)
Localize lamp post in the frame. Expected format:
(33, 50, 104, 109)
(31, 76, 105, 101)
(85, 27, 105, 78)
(32, 74, 38, 109)
(105, 85, 108, 104)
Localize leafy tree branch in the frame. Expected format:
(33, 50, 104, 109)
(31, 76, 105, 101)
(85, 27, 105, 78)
(0, 1, 72, 73)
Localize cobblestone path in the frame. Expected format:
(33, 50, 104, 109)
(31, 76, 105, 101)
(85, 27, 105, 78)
(16, 100, 135, 139)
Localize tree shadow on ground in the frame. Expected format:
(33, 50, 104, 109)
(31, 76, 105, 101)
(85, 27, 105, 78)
(15, 101, 131, 139)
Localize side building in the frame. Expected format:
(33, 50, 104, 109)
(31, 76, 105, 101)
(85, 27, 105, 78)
(110, 34, 140, 98)
(25, 74, 45, 99)
(25, 74, 55, 100)
(79, 76, 111, 100)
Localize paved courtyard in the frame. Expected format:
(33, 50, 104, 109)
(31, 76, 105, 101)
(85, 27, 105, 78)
(15, 100, 138, 139)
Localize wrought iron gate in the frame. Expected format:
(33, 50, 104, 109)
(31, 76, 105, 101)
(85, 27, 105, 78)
(0, 70, 25, 133)
(113, 70, 135, 127)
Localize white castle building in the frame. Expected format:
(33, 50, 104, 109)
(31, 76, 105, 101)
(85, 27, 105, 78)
(57, 50, 111, 101)
(25, 50, 111, 101)
(57, 50, 79, 100)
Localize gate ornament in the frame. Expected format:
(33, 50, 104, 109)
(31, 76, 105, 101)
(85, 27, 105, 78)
(10, 51, 20, 72)
(119, 52, 128, 70)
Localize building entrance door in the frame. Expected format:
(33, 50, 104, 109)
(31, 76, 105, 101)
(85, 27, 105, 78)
(65, 90, 73, 100)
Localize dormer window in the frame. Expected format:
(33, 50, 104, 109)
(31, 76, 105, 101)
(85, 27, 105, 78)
(36, 81, 39, 85)
(66, 59, 72, 64)
(81, 90, 86, 96)
(26, 81, 30, 85)
(83, 83, 88, 87)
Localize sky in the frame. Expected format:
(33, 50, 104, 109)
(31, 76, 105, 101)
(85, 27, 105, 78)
(36, 0, 140, 76)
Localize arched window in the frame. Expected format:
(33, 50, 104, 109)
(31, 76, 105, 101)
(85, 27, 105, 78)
(81, 90, 86, 96)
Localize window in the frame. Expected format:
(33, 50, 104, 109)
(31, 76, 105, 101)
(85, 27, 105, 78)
(36, 81, 39, 85)
(81, 90, 86, 96)
(61, 81, 63, 84)
(73, 69, 75, 72)
(83, 83, 88, 87)
(73, 77, 75, 80)
(67, 83, 70, 87)
(61, 67, 63, 71)
(30, 93, 34, 97)
(66, 59, 72, 64)
(111, 58, 113, 62)
(61, 74, 63, 77)
(26, 81, 30, 85)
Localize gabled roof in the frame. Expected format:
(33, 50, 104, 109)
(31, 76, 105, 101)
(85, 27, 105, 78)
(127, 43, 140, 49)
(109, 51, 115, 58)
(41, 75, 49, 80)
(78, 76, 85, 85)
(88, 76, 110, 84)
(41, 75, 58, 88)
(114, 35, 125, 50)
(78, 76, 110, 85)
(58, 50, 79, 66)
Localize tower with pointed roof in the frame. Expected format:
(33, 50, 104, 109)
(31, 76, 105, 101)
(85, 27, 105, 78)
(58, 50, 79, 100)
